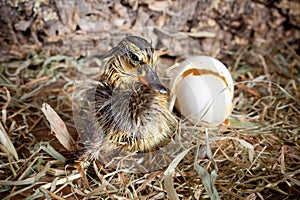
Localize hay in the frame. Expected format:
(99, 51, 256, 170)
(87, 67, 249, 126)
(0, 41, 299, 199)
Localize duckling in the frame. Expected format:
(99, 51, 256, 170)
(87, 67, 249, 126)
(90, 36, 177, 153)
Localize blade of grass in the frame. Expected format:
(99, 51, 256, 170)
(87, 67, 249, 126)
(41, 103, 76, 151)
(41, 143, 66, 162)
(0, 121, 19, 160)
(194, 129, 220, 200)
(164, 147, 192, 200)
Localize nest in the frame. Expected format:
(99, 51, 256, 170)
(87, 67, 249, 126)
(0, 0, 299, 199)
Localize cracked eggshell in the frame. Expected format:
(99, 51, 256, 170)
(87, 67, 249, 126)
(168, 56, 234, 126)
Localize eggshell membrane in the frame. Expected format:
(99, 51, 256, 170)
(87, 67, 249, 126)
(169, 56, 234, 126)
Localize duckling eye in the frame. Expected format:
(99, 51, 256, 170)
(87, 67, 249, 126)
(129, 53, 140, 62)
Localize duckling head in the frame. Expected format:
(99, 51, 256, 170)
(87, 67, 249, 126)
(103, 36, 167, 95)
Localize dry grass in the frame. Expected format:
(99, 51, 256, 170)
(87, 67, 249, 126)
(0, 41, 299, 200)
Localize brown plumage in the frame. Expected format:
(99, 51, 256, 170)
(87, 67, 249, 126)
(82, 36, 177, 159)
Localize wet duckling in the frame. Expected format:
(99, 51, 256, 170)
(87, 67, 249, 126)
(92, 36, 177, 153)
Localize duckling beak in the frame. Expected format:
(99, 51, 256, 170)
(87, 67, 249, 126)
(138, 69, 167, 95)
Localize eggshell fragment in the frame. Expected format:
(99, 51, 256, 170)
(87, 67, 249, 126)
(168, 56, 234, 126)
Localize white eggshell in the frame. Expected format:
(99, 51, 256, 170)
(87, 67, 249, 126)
(168, 56, 234, 126)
